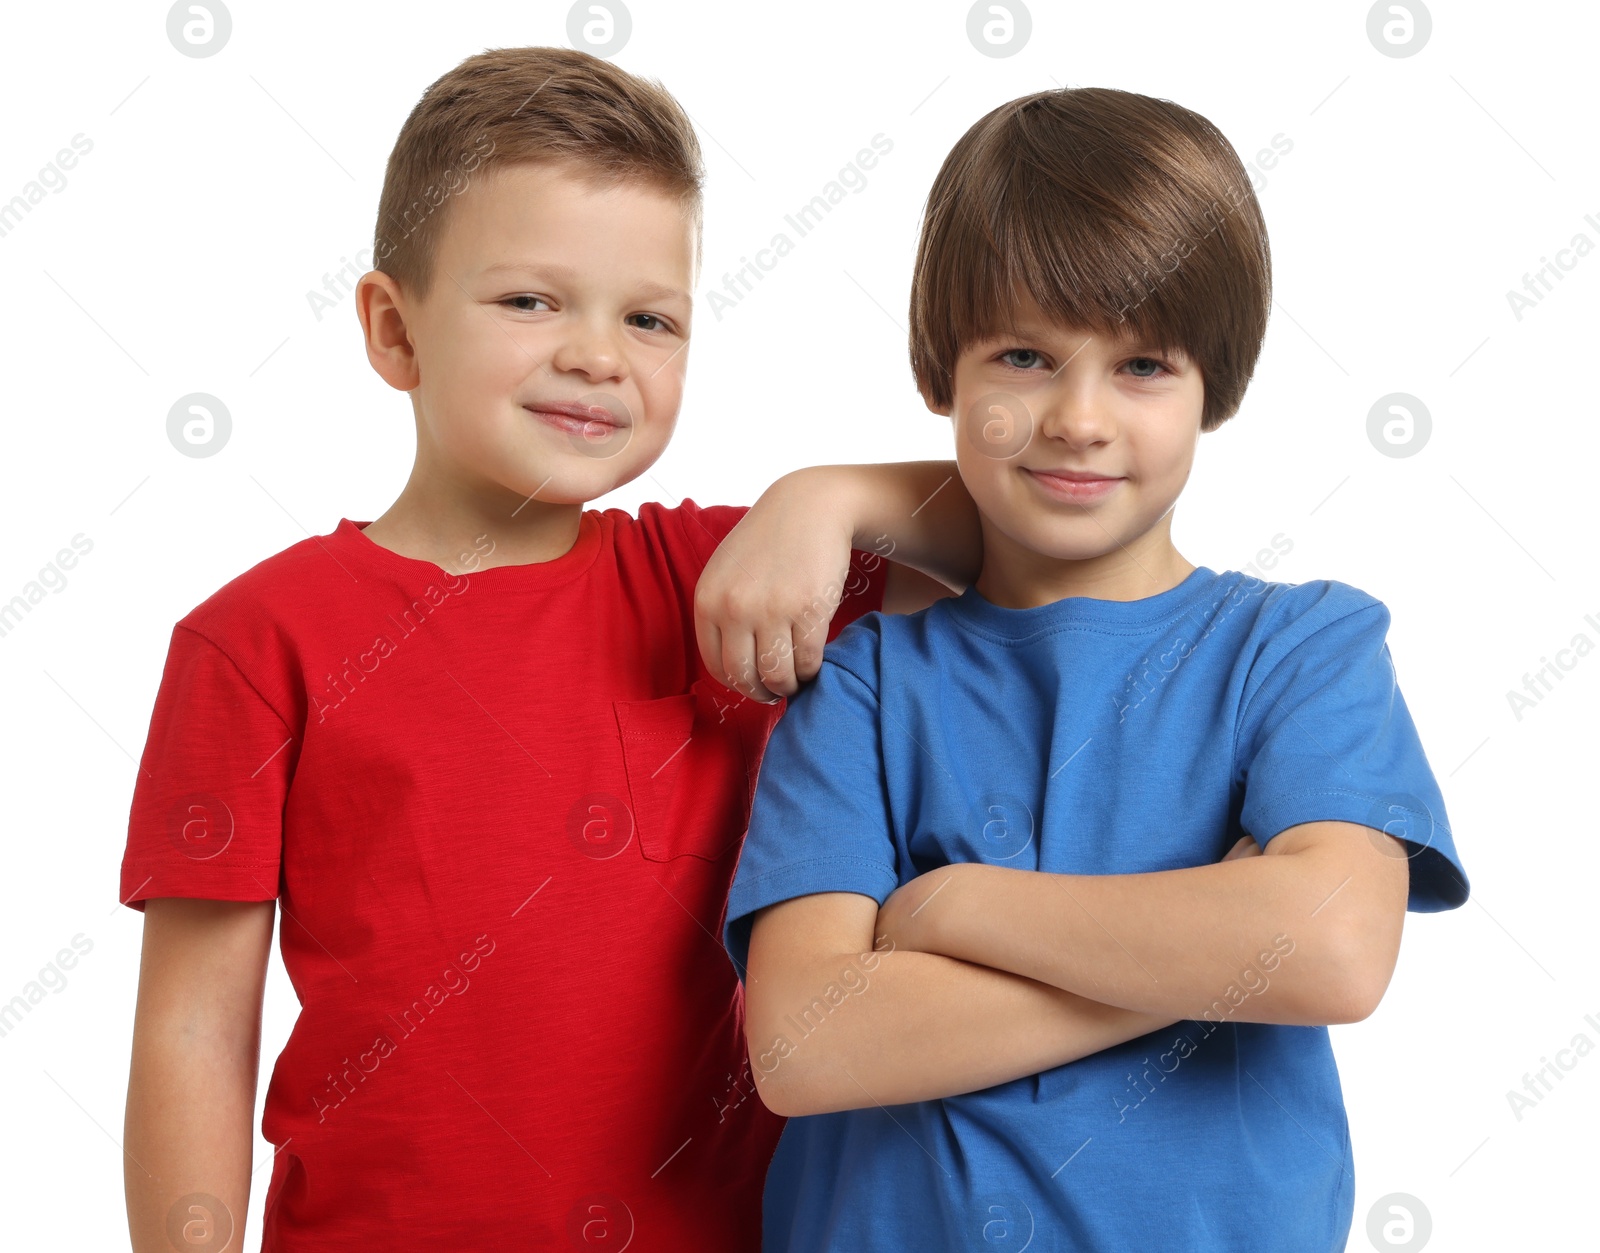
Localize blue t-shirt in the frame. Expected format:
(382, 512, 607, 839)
(722, 567, 1469, 1253)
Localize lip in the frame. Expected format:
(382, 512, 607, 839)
(525, 400, 629, 435)
(1023, 467, 1124, 503)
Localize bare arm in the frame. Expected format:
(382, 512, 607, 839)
(875, 822, 1410, 1027)
(815, 460, 982, 594)
(743, 892, 1178, 1117)
(125, 897, 275, 1253)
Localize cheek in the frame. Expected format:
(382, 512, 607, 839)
(953, 438, 1015, 516)
(1155, 414, 1201, 477)
(425, 319, 524, 401)
(635, 370, 684, 440)
(1128, 433, 1198, 510)
(954, 386, 1021, 464)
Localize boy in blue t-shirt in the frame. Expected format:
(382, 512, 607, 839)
(721, 86, 1471, 1252)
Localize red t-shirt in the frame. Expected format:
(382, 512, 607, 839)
(119, 500, 889, 1252)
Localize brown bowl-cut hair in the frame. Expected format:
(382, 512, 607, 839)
(909, 87, 1271, 433)
(373, 46, 704, 301)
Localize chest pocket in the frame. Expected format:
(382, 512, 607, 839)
(613, 677, 784, 862)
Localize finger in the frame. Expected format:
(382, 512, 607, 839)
(756, 624, 800, 699)
(789, 613, 827, 685)
(695, 611, 726, 689)
(721, 630, 779, 704)
(717, 629, 756, 701)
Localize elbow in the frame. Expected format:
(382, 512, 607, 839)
(754, 1070, 815, 1119)
(1318, 983, 1379, 1026)
(743, 986, 805, 1117)
(760, 1064, 853, 1118)
(1337, 962, 1396, 1024)
(741, 1027, 824, 1118)
(1315, 927, 1400, 1025)
(743, 989, 838, 1118)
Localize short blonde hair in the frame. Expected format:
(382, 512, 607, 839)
(374, 46, 704, 299)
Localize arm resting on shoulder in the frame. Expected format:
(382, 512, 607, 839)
(743, 891, 1178, 1117)
(785, 461, 982, 595)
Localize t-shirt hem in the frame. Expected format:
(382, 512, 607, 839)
(120, 863, 282, 912)
(1244, 786, 1468, 911)
(724, 855, 900, 973)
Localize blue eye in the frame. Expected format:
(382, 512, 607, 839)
(1000, 349, 1044, 370)
(997, 348, 1178, 377)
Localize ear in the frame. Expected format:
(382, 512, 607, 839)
(355, 270, 420, 392)
(919, 382, 953, 419)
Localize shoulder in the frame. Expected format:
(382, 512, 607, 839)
(167, 528, 359, 717)
(1224, 574, 1394, 703)
(1191, 569, 1385, 630)
(796, 610, 895, 704)
(177, 528, 350, 639)
(601, 498, 752, 591)
(808, 597, 943, 697)
(822, 606, 884, 664)
(619, 497, 749, 559)
(1242, 575, 1390, 654)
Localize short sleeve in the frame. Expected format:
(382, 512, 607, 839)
(1236, 596, 1469, 912)
(119, 624, 297, 912)
(721, 654, 901, 978)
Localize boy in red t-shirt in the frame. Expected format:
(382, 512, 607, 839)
(119, 48, 979, 1253)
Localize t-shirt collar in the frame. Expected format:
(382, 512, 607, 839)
(947, 566, 1220, 640)
(329, 514, 604, 589)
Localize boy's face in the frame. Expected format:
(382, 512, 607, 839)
(385, 161, 696, 509)
(940, 291, 1205, 571)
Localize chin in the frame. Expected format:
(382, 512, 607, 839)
(996, 511, 1130, 563)
(1037, 536, 1126, 562)
(563, 452, 664, 503)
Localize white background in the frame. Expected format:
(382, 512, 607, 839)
(0, 1, 1593, 1249)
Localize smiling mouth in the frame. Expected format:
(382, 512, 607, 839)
(524, 403, 634, 449)
(1023, 467, 1124, 502)
(525, 401, 628, 428)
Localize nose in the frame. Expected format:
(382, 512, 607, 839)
(1036, 376, 1116, 449)
(550, 317, 627, 383)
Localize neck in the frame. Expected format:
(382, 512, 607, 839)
(361, 458, 585, 574)
(974, 515, 1195, 608)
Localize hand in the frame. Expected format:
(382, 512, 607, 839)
(873, 865, 962, 955)
(693, 470, 879, 702)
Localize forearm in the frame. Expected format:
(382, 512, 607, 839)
(746, 947, 1176, 1116)
(788, 461, 982, 591)
(125, 1016, 258, 1252)
(125, 899, 273, 1253)
(909, 857, 1359, 1026)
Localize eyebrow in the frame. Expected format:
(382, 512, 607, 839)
(987, 323, 1189, 362)
(479, 261, 689, 307)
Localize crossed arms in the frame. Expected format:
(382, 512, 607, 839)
(742, 820, 1410, 1116)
